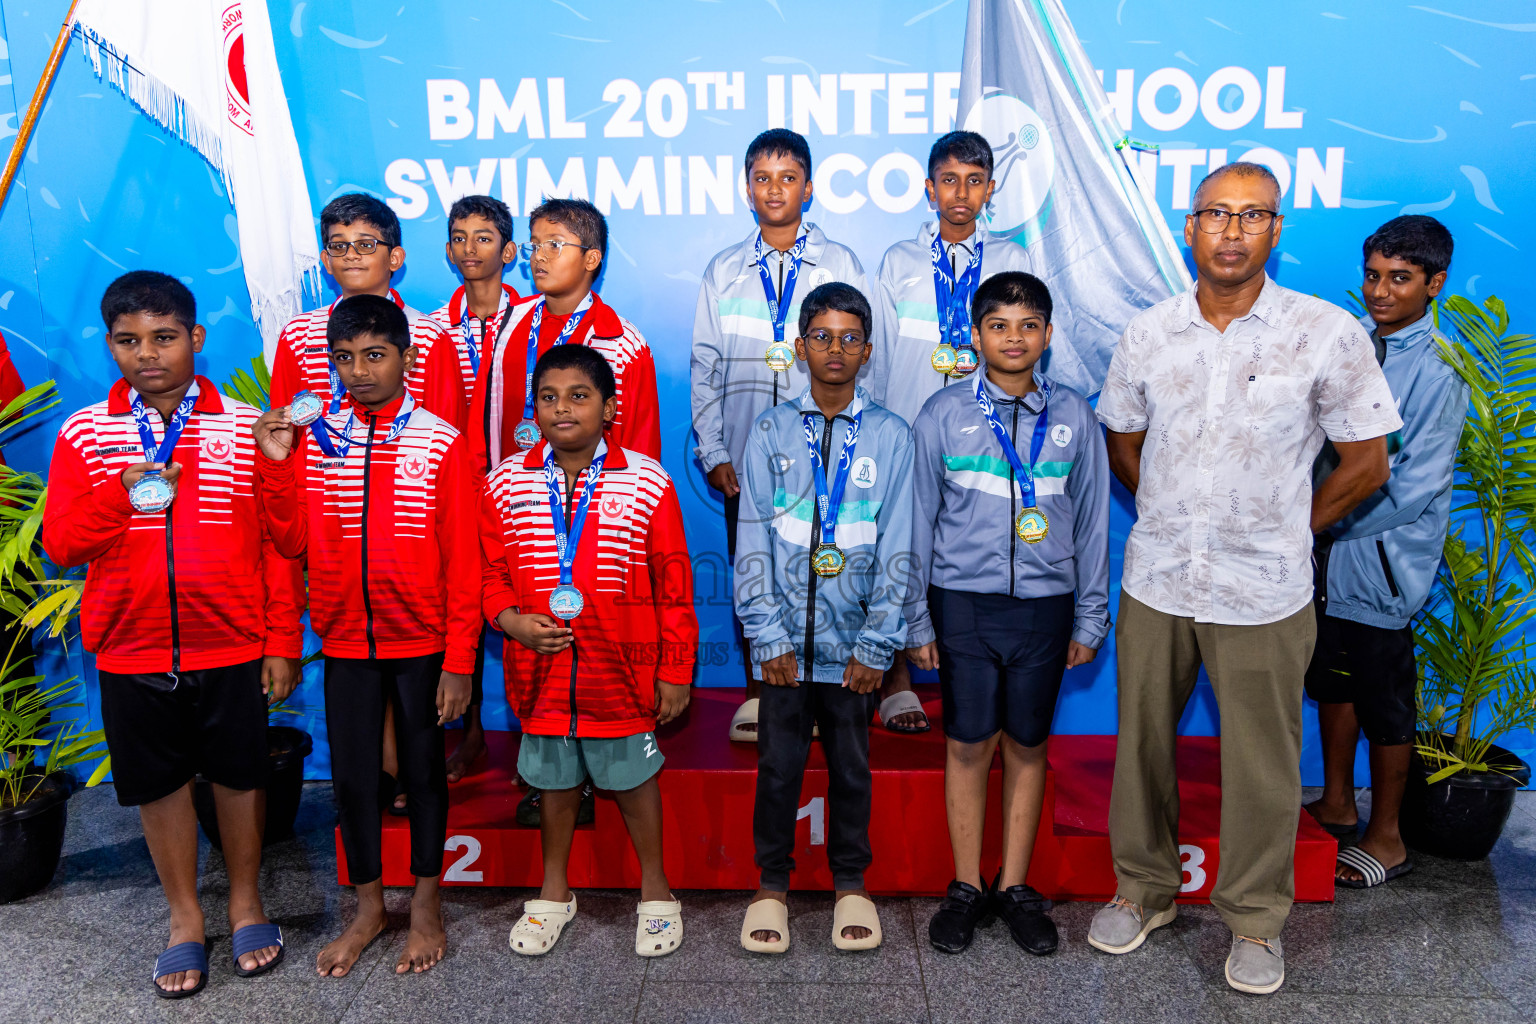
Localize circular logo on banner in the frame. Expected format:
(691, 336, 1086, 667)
(222, 4, 253, 137)
(851, 456, 877, 489)
(963, 94, 1056, 243)
(202, 435, 235, 464)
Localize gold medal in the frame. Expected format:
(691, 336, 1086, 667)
(765, 341, 795, 373)
(951, 347, 979, 377)
(812, 542, 846, 578)
(931, 343, 958, 374)
(1015, 506, 1049, 544)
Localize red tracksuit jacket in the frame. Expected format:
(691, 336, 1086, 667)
(423, 283, 521, 433)
(480, 441, 697, 738)
(257, 392, 479, 672)
(467, 291, 662, 478)
(42, 378, 305, 674)
(269, 291, 468, 430)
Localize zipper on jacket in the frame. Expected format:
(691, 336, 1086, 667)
(164, 507, 181, 673)
(1376, 540, 1400, 598)
(1008, 401, 1020, 598)
(802, 414, 834, 677)
(566, 471, 582, 738)
(360, 416, 379, 658)
(773, 254, 787, 409)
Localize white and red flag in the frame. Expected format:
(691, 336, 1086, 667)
(72, 0, 318, 359)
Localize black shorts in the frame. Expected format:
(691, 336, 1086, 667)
(98, 658, 268, 807)
(931, 587, 1072, 747)
(1304, 607, 1417, 746)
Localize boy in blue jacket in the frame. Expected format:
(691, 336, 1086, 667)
(1303, 216, 1468, 889)
(905, 271, 1109, 957)
(734, 282, 914, 955)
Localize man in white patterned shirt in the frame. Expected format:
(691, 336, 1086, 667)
(1089, 163, 1400, 995)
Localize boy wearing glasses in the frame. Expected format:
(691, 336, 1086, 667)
(905, 272, 1109, 959)
(468, 197, 661, 477)
(270, 194, 462, 426)
(691, 128, 873, 742)
(734, 283, 914, 954)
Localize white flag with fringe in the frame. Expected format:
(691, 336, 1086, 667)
(73, 0, 318, 360)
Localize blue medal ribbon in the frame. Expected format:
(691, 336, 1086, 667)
(131, 382, 200, 466)
(801, 405, 862, 549)
(544, 444, 606, 601)
(755, 232, 808, 346)
(309, 393, 416, 460)
(459, 287, 510, 378)
(522, 294, 593, 422)
(931, 228, 985, 348)
(973, 374, 1050, 509)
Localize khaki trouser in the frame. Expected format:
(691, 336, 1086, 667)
(1108, 592, 1316, 938)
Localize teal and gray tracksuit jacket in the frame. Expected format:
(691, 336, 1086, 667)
(868, 218, 1037, 426)
(904, 369, 1110, 650)
(733, 386, 915, 682)
(1323, 312, 1469, 630)
(690, 223, 875, 473)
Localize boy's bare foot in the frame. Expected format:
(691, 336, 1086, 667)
(835, 888, 873, 942)
(317, 904, 386, 978)
(397, 889, 447, 974)
(229, 906, 282, 974)
(748, 889, 787, 944)
(1337, 833, 1410, 884)
(156, 914, 207, 994)
(1303, 795, 1358, 830)
(445, 724, 486, 783)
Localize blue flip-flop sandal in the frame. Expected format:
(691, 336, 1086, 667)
(232, 923, 286, 978)
(152, 941, 208, 999)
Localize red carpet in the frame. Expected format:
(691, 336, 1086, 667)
(347, 686, 1335, 901)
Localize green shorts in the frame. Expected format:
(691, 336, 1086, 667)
(516, 731, 664, 792)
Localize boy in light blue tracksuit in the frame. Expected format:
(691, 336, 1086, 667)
(734, 282, 913, 953)
(691, 128, 875, 739)
(1304, 216, 1469, 890)
(904, 271, 1109, 958)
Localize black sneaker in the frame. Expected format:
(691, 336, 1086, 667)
(515, 785, 596, 828)
(991, 872, 1058, 956)
(928, 878, 993, 954)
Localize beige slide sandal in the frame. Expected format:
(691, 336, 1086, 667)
(832, 894, 883, 951)
(740, 898, 790, 954)
(728, 698, 759, 743)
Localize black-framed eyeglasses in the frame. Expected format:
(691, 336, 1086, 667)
(520, 240, 593, 259)
(324, 238, 383, 256)
(1192, 208, 1278, 234)
(805, 329, 868, 352)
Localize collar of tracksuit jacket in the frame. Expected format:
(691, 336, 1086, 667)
(108, 374, 225, 417)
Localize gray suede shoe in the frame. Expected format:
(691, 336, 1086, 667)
(1225, 935, 1285, 994)
(1086, 895, 1177, 954)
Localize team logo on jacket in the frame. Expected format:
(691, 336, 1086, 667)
(202, 435, 235, 464)
(1051, 424, 1072, 448)
(851, 456, 877, 488)
(399, 454, 430, 481)
(600, 493, 626, 520)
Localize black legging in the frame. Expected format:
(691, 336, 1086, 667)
(325, 653, 448, 883)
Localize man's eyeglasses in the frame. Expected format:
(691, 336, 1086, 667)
(805, 329, 868, 352)
(324, 238, 384, 256)
(1192, 209, 1278, 234)
(519, 240, 593, 259)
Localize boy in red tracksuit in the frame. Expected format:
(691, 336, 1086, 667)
(468, 197, 662, 479)
(43, 271, 303, 999)
(269, 192, 466, 427)
(481, 344, 696, 959)
(255, 295, 476, 979)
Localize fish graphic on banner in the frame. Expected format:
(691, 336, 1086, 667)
(960, 0, 1191, 394)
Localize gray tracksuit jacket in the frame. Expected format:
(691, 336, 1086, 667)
(733, 386, 915, 682)
(904, 369, 1111, 650)
(690, 223, 874, 473)
(868, 218, 1036, 426)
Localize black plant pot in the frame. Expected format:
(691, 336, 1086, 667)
(0, 772, 73, 903)
(194, 725, 313, 850)
(1401, 737, 1531, 861)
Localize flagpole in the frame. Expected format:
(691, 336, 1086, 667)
(0, 0, 82, 214)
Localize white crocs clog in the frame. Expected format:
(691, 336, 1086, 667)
(635, 899, 683, 957)
(509, 893, 577, 956)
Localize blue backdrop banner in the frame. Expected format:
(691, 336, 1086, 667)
(0, 0, 1531, 779)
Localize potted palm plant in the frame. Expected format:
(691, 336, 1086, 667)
(1406, 294, 1536, 859)
(0, 382, 110, 903)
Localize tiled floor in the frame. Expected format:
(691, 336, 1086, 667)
(4, 783, 1533, 1024)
